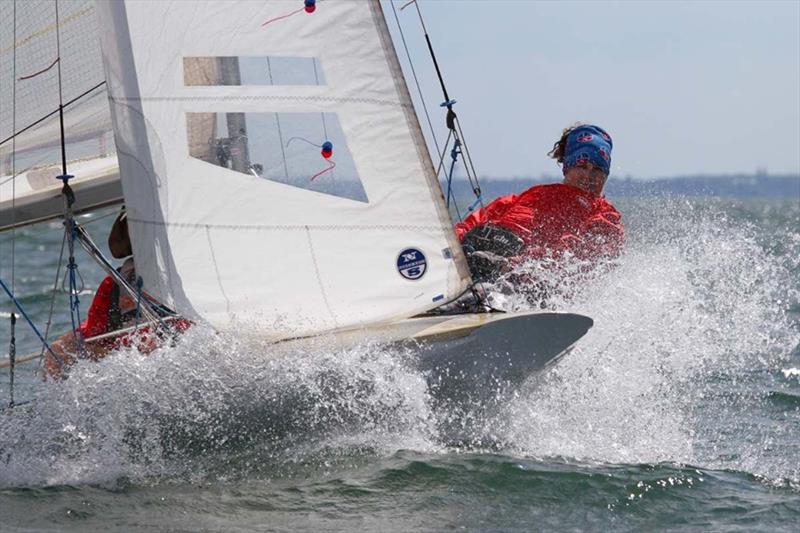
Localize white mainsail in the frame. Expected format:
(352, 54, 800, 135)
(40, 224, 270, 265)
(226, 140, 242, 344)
(95, 0, 471, 337)
(0, 0, 120, 230)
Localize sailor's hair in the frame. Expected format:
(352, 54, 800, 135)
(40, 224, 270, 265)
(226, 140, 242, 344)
(547, 122, 585, 165)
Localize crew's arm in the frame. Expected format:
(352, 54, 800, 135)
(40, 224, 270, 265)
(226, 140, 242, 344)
(454, 194, 519, 241)
(579, 209, 624, 260)
(78, 275, 116, 338)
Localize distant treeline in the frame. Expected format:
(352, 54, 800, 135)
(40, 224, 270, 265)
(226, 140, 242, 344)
(443, 174, 800, 200)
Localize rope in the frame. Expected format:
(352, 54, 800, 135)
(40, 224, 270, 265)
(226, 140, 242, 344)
(8, 312, 16, 408)
(309, 159, 335, 181)
(134, 276, 143, 329)
(0, 81, 106, 149)
(265, 54, 289, 181)
(397, 0, 485, 214)
(7, 0, 17, 408)
(390, 0, 443, 164)
(275, 114, 289, 180)
(455, 116, 483, 210)
(10, 0, 17, 296)
(286, 136, 321, 149)
(312, 58, 329, 139)
(261, 6, 304, 27)
(445, 139, 463, 221)
(434, 129, 453, 181)
(65, 220, 84, 352)
(0, 277, 61, 364)
(73, 224, 171, 332)
(18, 57, 59, 81)
(55, 0, 67, 175)
(37, 229, 68, 370)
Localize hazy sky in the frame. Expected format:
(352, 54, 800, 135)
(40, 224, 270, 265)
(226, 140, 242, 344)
(386, 0, 800, 179)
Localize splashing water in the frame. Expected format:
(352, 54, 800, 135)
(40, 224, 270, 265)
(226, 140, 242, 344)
(1, 197, 798, 490)
(492, 197, 799, 480)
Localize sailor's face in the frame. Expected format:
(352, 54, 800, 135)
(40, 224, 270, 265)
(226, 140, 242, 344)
(563, 164, 608, 195)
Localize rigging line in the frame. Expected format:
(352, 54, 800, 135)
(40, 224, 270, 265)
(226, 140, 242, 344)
(37, 229, 68, 371)
(311, 58, 335, 186)
(54, 0, 84, 353)
(73, 225, 167, 328)
(454, 116, 480, 191)
(55, 0, 67, 175)
(11, 0, 17, 297)
(286, 136, 321, 148)
(0, 81, 106, 149)
(454, 117, 483, 209)
(266, 57, 290, 180)
(446, 140, 463, 220)
(80, 209, 120, 226)
(275, 113, 289, 180)
(434, 130, 463, 219)
(390, 0, 442, 166)
(9, 312, 16, 408)
(410, 1, 448, 103)
(312, 58, 328, 139)
(404, 1, 484, 207)
(0, 277, 61, 364)
(434, 129, 453, 183)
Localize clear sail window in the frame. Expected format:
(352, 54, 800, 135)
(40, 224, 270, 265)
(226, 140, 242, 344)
(186, 112, 367, 203)
(183, 56, 326, 86)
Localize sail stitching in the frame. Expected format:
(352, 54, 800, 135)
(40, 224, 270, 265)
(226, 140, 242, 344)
(109, 95, 412, 108)
(128, 218, 445, 232)
(305, 226, 338, 328)
(205, 226, 232, 316)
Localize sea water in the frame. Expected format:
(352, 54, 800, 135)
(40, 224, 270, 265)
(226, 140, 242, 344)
(0, 196, 798, 532)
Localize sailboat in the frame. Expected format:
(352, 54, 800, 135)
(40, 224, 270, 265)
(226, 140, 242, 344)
(1, 0, 591, 393)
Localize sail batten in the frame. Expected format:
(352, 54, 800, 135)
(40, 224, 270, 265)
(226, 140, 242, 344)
(96, 0, 470, 336)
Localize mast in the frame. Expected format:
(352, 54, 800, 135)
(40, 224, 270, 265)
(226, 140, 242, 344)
(217, 57, 250, 174)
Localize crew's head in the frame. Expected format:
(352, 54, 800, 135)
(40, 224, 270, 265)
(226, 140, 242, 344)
(549, 124, 613, 195)
(108, 208, 132, 259)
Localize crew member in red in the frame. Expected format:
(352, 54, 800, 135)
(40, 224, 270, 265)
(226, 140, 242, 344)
(455, 124, 623, 282)
(44, 210, 188, 380)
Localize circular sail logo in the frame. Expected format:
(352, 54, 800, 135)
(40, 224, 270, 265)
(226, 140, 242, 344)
(396, 248, 427, 280)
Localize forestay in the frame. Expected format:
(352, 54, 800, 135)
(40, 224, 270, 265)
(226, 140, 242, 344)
(95, 0, 471, 337)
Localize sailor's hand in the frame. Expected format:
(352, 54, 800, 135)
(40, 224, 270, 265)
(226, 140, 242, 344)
(466, 250, 511, 282)
(470, 250, 507, 265)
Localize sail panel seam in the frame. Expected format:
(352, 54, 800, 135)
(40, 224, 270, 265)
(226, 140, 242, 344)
(127, 219, 446, 232)
(205, 226, 232, 316)
(109, 95, 412, 108)
(305, 226, 338, 328)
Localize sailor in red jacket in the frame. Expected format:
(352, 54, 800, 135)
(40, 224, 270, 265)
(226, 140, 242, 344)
(44, 210, 189, 380)
(456, 124, 623, 283)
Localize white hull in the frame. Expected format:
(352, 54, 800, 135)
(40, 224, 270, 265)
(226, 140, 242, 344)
(276, 311, 593, 396)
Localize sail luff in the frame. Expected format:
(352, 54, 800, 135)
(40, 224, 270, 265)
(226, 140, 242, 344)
(369, 0, 471, 286)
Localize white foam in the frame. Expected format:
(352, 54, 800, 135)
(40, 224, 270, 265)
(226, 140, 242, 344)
(783, 368, 800, 378)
